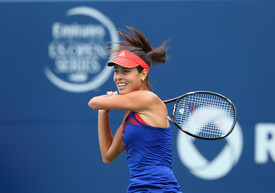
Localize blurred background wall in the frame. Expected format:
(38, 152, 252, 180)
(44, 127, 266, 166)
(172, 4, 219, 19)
(0, 0, 274, 193)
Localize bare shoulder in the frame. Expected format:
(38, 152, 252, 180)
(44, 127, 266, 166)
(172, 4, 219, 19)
(133, 90, 166, 112)
(131, 90, 162, 103)
(135, 91, 168, 127)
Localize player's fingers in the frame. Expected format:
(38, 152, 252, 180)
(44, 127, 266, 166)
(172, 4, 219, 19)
(106, 91, 118, 96)
(106, 91, 113, 96)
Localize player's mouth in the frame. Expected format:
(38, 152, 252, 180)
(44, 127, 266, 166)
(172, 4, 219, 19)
(117, 83, 127, 90)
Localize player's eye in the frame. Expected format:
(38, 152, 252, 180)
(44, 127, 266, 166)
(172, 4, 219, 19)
(114, 69, 118, 73)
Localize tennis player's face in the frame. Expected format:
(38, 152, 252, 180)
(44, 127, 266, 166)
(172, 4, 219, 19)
(113, 65, 143, 95)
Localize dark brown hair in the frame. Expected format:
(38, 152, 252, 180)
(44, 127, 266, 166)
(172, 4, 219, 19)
(109, 26, 168, 90)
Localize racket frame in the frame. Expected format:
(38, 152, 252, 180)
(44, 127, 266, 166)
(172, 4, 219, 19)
(164, 91, 237, 140)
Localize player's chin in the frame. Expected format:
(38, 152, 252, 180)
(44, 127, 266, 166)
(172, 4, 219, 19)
(118, 90, 128, 95)
(117, 88, 126, 95)
(118, 87, 133, 95)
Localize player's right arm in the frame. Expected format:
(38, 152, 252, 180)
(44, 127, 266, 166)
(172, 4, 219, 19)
(97, 110, 128, 164)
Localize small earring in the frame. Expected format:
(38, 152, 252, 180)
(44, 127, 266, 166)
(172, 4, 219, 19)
(142, 78, 145, 81)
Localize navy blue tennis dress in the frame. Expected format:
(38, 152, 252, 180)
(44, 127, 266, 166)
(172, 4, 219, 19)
(123, 112, 182, 193)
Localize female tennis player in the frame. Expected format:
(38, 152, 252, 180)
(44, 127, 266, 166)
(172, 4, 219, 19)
(88, 27, 182, 193)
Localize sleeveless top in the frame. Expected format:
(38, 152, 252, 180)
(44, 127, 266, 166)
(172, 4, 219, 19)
(123, 112, 182, 193)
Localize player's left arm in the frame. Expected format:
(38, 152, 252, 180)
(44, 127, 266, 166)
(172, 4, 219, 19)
(88, 90, 160, 112)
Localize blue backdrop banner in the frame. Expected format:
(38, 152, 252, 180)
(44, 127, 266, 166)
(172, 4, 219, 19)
(0, 1, 274, 193)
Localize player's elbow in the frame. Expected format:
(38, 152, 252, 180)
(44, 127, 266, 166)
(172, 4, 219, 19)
(102, 157, 114, 164)
(88, 98, 99, 110)
(101, 152, 116, 164)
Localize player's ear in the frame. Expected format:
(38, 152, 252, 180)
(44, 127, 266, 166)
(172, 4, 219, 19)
(141, 69, 148, 81)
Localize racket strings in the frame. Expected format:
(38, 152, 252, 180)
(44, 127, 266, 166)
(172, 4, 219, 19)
(174, 93, 235, 138)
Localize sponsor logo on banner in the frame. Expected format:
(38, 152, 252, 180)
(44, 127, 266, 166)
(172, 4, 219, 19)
(177, 107, 243, 180)
(45, 7, 119, 92)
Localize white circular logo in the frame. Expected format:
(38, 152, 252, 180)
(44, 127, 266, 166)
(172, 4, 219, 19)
(177, 119, 243, 180)
(45, 7, 119, 92)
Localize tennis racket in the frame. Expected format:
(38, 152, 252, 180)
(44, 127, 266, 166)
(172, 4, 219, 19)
(164, 91, 237, 140)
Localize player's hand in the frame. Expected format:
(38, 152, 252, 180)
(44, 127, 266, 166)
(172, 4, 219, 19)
(106, 91, 118, 96)
(99, 91, 118, 114)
